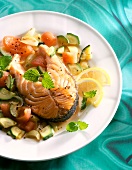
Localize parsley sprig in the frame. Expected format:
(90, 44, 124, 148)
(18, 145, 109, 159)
(66, 120, 88, 132)
(23, 68, 54, 89)
(81, 90, 97, 110)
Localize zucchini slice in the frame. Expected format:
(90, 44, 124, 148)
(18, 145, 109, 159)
(25, 130, 41, 141)
(56, 46, 65, 54)
(80, 45, 92, 61)
(57, 35, 69, 46)
(0, 88, 15, 100)
(8, 126, 25, 139)
(68, 63, 82, 75)
(11, 96, 24, 107)
(39, 125, 54, 140)
(0, 112, 4, 118)
(0, 47, 11, 56)
(79, 61, 90, 70)
(0, 118, 17, 128)
(37, 66, 45, 74)
(30, 115, 40, 123)
(66, 33, 80, 45)
(10, 104, 19, 117)
(5, 74, 14, 90)
(0, 71, 3, 78)
(48, 46, 56, 57)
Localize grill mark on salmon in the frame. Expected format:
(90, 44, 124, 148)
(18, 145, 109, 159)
(10, 45, 78, 122)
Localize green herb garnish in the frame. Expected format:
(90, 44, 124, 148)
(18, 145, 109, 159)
(81, 90, 97, 110)
(77, 120, 88, 130)
(42, 72, 55, 89)
(66, 120, 88, 132)
(0, 56, 12, 70)
(81, 97, 87, 110)
(23, 68, 40, 82)
(83, 90, 97, 98)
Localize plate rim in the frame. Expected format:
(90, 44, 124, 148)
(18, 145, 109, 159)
(0, 10, 122, 161)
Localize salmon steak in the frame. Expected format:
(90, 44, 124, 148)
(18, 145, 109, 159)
(10, 45, 78, 122)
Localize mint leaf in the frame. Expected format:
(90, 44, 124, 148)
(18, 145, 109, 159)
(42, 72, 54, 89)
(83, 90, 97, 98)
(77, 120, 88, 130)
(23, 68, 40, 82)
(0, 56, 12, 70)
(66, 122, 78, 132)
(81, 90, 97, 110)
(66, 120, 88, 132)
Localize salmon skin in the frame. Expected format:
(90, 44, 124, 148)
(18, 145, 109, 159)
(10, 45, 78, 122)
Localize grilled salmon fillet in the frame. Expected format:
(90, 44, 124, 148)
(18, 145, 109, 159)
(10, 45, 78, 122)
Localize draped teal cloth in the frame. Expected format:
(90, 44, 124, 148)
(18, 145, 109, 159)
(0, 0, 132, 169)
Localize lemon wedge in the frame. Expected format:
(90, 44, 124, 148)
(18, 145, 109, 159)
(75, 67, 110, 85)
(77, 78, 103, 107)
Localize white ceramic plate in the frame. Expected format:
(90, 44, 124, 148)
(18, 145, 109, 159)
(0, 11, 122, 161)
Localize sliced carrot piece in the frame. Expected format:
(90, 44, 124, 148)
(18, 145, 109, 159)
(41, 32, 57, 47)
(62, 52, 77, 64)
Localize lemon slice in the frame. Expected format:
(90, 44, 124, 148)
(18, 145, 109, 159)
(76, 67, 110, 85)
(77, 78, 103, 107)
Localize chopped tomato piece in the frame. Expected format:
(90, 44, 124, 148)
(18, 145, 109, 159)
(24, 121, 36, 132)
(1, 103, 12, 118)
(3, 36, 33, 58)
(18, 120, 36, 132)
(0, 71, 9, 88)
(16, 107, 31, 123)
(62, 52, 77, 64)
(41, 32, 57, 47)
(31, 55, 46, 68)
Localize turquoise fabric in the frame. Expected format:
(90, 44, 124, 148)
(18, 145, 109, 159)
(0, 0, 132, 169)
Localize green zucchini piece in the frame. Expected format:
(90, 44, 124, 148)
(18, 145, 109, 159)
(0, 88, 15, 100)
(10, 104, 19, 117)
(80, 45, 92, 61)
(37, 66, 45, 74)
(30, 115, 40, 123)
(0, 71, 3, 78)
(12, 96, 24, 107)
(68, 63, 82, 75)
(5, 74, 14, 90)
(79, 61, 89, 70)
(25, 130, 40, 141)
(0, 118, 17, 128)
(47, 46, 56, 57)
(24, 53, 36, 69)
(0, 111, 4, 118)
(9, 126, 25, 139)
(39, 125, 54, 140)
(56, 46, 65, 54)
(0, 47, 11, 56)
(57, 35, 69, 46)
(66, 33, 80, 45)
